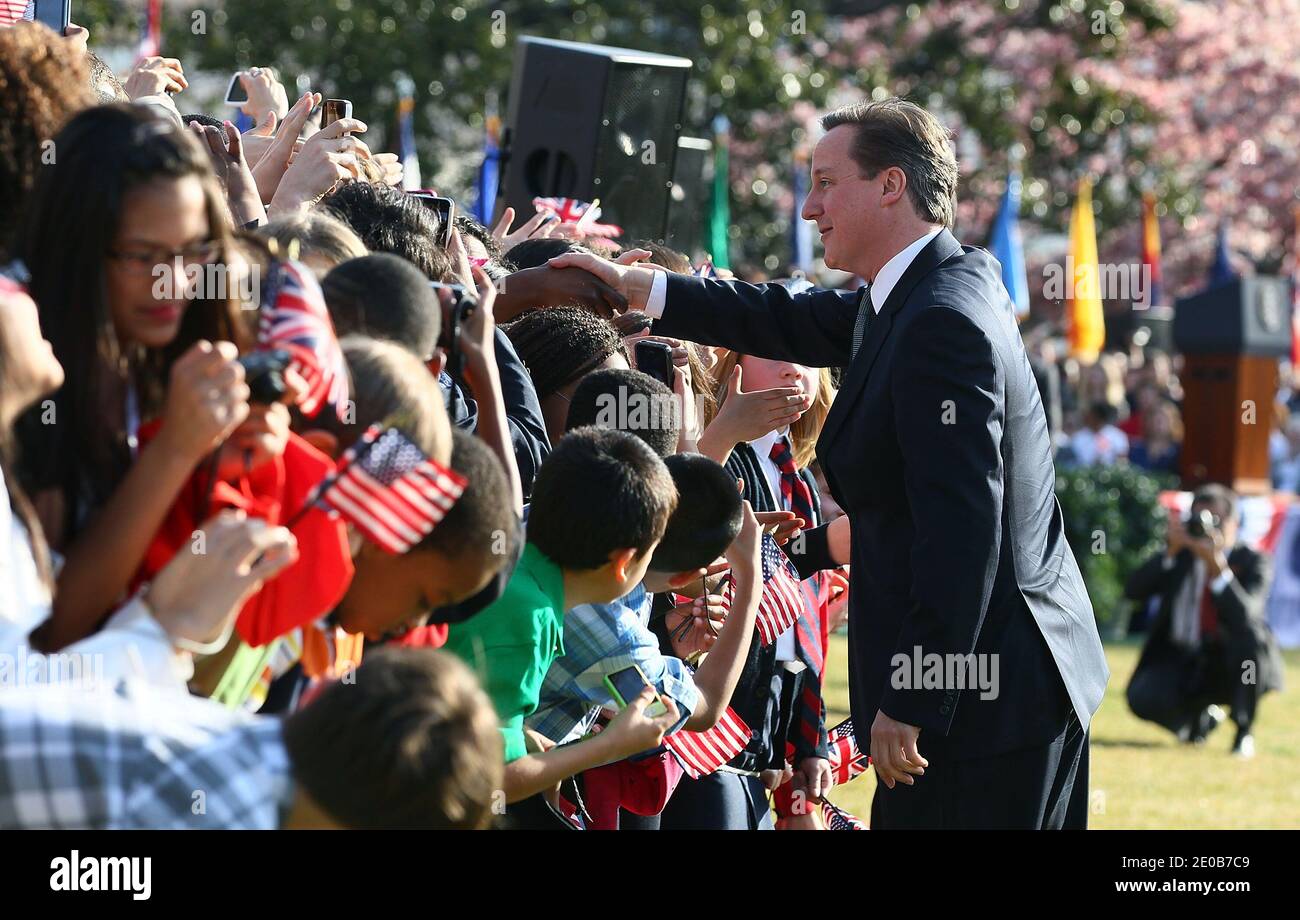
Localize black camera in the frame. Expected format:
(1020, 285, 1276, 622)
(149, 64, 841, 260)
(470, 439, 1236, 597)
(1184, 508, 1219, 540)
(430, 283, 478, 379)
(237, 349, 292, 405)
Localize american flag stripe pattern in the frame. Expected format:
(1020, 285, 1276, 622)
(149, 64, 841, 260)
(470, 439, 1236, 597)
(664, 706, 751, 779)
(821, 799, 867, 830)
(311, 426, 466, 554)
(826, 718, 869, 786)
(0, 1, 32, 26)
(754, 533, 805, 645)
(691, 260, 719, 279)
(257, 259, 349, 421)
(531, 196, 624, 238)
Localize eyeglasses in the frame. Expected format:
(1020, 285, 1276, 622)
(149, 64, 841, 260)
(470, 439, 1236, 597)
(106, 240, 221, 274)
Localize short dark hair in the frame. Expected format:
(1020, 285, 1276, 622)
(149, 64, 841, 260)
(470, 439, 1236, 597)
(820, 97, 958, 229)
(181, 113, 229, 143)
(648, 453, 743, 573)
(85, 51, 127, 104)
(323, 254, 441, 360)
(419, 428, 517, 565)
(503, 237, 593, 270)
(1192, 483, 1238, 526)
(503, 305, 628, 398)
(315, 337, 451, 462)
(281, 647, 502, 829)
(565, 367, 680, 457)
(528, 426, 676, 570)
(321, 182, 453, 280)
(258, 209, 367, 269)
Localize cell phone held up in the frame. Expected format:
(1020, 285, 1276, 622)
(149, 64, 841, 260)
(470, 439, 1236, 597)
(33, 0, 71, 34)
(430, 282, 478, 379)
(409, 193, 456, 250)
(603, 665, 669, 718)
(634, 340, 675, 389)
(322, 98, 353, 130)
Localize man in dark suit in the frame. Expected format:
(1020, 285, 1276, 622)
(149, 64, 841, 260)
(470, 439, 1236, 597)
(547, 98, 1109, 828)
(1125, 485, 1284, 757)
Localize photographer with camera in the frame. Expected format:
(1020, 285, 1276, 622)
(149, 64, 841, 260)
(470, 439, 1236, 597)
(1125, 484, 1285, 757)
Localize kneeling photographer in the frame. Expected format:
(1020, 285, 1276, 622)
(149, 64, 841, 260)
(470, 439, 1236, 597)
(1124, 484, 1284, 757)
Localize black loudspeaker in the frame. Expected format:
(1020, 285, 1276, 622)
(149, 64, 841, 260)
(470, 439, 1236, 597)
(665, 136, 710, 257)
(1172, 276, 1292, 356)
(498, 36, 692, 243)
(1107, 306, 1174, 353)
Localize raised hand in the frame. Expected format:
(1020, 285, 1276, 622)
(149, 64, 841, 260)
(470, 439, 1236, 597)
(145, 511, 298, 649)
(494, 265, 627, 322)
(157, 341, 250, 462)
(491, 206, 559, 251)
(190, 120, 265, 228)
(698, 364, 812, 462)
(237, 67, 289, 124)
(251, 91, 320, 205)
(123, 56, 188, 99)
(546, 250, 658, 311)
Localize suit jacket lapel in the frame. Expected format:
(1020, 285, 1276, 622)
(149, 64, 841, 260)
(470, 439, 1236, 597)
(818, 229, 964, 454)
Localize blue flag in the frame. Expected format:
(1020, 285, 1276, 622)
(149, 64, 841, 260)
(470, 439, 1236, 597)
(791, 152, 813, 273)
(1208, 222, 1238, 289)
(990, 168, 1029, 318)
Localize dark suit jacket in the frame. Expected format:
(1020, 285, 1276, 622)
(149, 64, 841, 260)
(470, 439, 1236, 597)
(1125, 546, 1284, 695)
(653, 229, 1109, 759)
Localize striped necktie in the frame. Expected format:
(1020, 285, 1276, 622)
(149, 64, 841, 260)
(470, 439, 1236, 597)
(850, 284, 874, 360)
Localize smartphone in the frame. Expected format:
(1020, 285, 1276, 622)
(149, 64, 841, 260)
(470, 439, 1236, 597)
(410, 193, 456, 249)
(604, 665, 668, 718)
(32, 0, 71, 33)
(635, 340, 675, 388)
(322, 98, 353, 129)
(430, 282, 478, 378)
(223, 73, 249, 106)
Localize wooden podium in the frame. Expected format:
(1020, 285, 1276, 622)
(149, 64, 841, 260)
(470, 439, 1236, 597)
(1173, 277, 1290, 495)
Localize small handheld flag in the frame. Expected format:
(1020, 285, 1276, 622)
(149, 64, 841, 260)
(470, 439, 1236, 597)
(721, 532, 805, 646)
(531, 197, 623, 238)
(664, 706, 751, 779)
(305, 426, 466, 554)
(825, 718, 869, 786)
(821, 798, 867, 830)
(257, 259, 349, 421)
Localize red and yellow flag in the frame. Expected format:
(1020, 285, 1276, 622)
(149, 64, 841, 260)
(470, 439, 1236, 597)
(1140, 191, 1164, 309)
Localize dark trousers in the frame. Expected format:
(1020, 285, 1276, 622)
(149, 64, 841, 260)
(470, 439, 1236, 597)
(658, 770, 775, 830)
(870, 710, 1090, 829)
(1127, 641, 1258, 737)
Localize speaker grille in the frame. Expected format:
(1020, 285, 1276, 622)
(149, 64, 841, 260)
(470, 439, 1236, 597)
(592, 63, 686, 242)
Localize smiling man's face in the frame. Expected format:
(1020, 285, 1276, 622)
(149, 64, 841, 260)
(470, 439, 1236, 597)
(800, 124, 885, 277)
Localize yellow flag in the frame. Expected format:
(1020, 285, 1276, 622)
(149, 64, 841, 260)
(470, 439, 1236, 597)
(1067, 177, 1105, 362)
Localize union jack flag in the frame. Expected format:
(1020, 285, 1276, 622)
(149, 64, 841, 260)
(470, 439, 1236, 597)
(664, 706, 751, 779)
(826, 718, 869, 786)
(821, 799, 867, 830)
(531, 197, 623, 238)
(257, 259, 348, 421)
(722, 533, 805, 646)
(306, 426, 467, 554)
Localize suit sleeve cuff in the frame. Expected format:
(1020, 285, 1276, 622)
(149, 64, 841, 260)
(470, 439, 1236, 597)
(788, 523, 836, 579)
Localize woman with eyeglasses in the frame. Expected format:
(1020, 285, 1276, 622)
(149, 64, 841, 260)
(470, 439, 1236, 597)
(14, 104, 254, 651)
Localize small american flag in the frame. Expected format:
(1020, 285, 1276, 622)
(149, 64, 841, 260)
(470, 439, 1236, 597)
(308, 426, 466, 554)
(0, 0, 32, 25)
(722, 533, 805, 646)
(135, 0, 162, 61)
(826, 718, 869, 786)
(821, 799, 867, 830)
(664, 706, 751, 779)
(257, 259, 349, 421)
(532, 197, 623, 238)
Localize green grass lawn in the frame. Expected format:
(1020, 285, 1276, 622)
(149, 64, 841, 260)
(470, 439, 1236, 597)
(821, 634, 1300, 828)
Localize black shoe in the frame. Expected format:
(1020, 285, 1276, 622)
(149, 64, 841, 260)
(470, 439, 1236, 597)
(1188, 705, 1226, 745)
